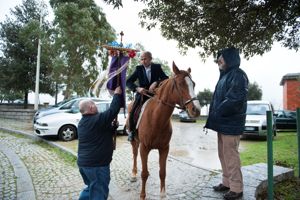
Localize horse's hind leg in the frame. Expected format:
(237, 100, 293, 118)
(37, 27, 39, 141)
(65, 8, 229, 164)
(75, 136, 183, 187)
(159, 146, 169, 198)
(140, 144, 150, 200)
(130, 139, 139, 182)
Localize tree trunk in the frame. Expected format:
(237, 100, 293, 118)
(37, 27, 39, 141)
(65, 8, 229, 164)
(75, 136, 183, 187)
(23, 91, 28, 109)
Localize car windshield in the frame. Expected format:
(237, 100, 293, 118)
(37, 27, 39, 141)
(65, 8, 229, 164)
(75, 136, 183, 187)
(51, 99, 71, 108)
(96, 103, 110, 113)
(286, 111, 296, 118)
(246, 104, 270, 115)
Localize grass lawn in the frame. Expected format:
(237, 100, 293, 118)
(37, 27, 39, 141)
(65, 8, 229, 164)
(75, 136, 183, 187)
(240, 131, 300, 199)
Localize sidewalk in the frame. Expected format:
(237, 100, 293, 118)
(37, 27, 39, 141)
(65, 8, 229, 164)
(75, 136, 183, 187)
(0, 118, 295, 200)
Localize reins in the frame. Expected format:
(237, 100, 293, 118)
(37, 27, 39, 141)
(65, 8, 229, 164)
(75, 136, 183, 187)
(142, 75, 198, 110)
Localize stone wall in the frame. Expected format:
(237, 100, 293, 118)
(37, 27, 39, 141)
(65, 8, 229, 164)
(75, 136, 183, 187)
(0, 108, 35, 122)
(0, 104, 38, 122)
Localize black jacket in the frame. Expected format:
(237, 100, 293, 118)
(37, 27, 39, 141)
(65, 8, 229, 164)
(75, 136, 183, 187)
(77, 94, 121, 167)
(205, 47, 249, 135)
(126, 63, 168, 92)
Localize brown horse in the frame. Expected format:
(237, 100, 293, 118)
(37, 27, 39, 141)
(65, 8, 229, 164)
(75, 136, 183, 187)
(128, 62, 201, 199)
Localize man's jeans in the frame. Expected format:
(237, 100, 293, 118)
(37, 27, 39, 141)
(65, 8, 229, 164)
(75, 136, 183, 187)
(78, 165, 110, 200)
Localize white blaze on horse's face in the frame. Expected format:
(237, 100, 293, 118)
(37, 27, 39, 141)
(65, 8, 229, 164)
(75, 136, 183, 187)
(185, 76, 201, 111)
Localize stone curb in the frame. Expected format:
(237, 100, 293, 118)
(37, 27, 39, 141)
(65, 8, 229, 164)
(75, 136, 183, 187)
(0, 143, 36, 200)
(0, 127, 125, 200)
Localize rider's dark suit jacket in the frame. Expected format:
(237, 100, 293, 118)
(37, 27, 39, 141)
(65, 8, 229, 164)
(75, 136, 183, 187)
(126, 63, 168, 92)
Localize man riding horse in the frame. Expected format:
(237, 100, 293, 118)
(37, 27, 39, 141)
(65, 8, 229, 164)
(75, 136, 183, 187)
(126, 51, 169, 141)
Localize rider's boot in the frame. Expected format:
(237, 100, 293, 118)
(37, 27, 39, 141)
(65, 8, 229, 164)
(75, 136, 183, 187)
(127, 116, 135, 142)
(127, 130, 134, 141)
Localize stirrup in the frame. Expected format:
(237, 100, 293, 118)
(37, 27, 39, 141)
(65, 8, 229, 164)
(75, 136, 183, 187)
(127, 131, 134, 141)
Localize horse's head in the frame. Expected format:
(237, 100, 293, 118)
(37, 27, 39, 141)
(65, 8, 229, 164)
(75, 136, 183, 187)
(172, 62, 201, 118)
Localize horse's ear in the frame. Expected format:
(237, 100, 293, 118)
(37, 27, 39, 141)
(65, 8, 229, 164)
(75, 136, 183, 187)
(187, 67, 191, 74)
(172, 61, 180, 75)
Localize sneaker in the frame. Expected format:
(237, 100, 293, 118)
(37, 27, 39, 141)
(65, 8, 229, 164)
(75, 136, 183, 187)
(127, 131, 134, 141)
(223, 191, 243, 200)
(213, 184, 230, 192)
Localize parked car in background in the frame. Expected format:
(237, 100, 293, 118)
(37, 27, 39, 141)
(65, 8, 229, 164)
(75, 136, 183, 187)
(117, 108, 127, 135)
(33, 97, 103, 123)
(243, 100, 276, 139)
(274, 110, 297, 131)
(179, 110, 197, 122)
(34, 100, 126, 141)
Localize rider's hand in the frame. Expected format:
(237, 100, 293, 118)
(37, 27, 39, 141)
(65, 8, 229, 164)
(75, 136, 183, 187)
(149, 82, 157, 93)
(136, 87, 146, 94)
(114, 86, 122, 94)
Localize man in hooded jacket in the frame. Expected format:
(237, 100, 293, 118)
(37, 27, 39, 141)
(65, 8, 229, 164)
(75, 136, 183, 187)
(204, 47, 248, 200)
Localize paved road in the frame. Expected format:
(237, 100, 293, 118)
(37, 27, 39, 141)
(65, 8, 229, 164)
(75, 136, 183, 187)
(0, 119, 225, 200)
(2, 118, 291, 200)
(0, 131, 83, 200)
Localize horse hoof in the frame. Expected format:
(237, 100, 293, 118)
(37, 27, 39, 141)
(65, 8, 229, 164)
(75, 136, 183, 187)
(160, 193, 167, 199)
(160, 188, 166, 198)
(130, 176, 137, 182)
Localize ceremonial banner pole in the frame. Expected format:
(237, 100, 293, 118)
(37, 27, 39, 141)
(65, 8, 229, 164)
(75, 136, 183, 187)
(103, 32, 138, 150)
(113, 31, 123, 150)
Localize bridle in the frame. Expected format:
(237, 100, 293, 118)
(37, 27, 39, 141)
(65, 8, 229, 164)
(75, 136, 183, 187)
(146, 74, 198, 110)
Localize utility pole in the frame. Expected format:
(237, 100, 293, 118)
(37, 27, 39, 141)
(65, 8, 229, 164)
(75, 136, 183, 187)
(34, 12, 42, 110)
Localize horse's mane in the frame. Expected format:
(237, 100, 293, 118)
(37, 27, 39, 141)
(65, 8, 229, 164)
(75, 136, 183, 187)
(155, 71, 189, 96)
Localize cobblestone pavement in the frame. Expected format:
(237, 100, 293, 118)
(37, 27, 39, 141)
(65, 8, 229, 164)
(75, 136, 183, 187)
(110, 137, 217, 200)
(0, 131, 84, 200)
(0, 118, 294, 200)
(0, 119, 223, 199)
(0, 119, 219, 200)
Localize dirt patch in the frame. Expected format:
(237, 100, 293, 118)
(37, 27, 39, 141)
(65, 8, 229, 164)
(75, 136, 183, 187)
(169, 149, 189, 157)
(257, 177, 300, 200)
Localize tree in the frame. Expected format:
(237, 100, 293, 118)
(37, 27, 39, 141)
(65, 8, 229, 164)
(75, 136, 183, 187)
(0, 0, 55, 107)
(0, 88, 23, 103)
(153, 58, 171, 76)
(49, 0, 116, 99)
(248, 81, 262, 100)
(197, 88, 213, 107)
(103, 0, 300, 59)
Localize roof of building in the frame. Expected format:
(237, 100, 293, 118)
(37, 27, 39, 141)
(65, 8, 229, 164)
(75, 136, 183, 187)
(280, 73, 300, 85)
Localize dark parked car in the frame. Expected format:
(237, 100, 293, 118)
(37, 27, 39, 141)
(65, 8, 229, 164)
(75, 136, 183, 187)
(275, 110, 297, 131)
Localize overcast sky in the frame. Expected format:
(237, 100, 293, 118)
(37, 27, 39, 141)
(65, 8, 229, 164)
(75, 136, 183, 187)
(1, 0, 299, 109)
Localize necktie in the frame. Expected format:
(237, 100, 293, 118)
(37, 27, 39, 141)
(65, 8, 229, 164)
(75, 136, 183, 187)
(147, 70, 151, 82)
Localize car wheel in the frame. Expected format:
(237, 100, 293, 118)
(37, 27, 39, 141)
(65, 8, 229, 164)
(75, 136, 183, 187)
(58, 125, 77, 141)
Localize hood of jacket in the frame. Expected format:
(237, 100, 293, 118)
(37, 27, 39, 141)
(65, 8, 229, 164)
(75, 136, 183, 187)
(221, 47, 241, 72)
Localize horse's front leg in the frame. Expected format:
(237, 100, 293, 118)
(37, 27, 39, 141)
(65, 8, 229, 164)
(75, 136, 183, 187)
(139, 144, 150, 200)
(130, 138, 139, 182)
(159, 145, 169, 198)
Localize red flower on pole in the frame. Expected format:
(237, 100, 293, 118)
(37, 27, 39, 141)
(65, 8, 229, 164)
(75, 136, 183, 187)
(128, 50, 136, 58)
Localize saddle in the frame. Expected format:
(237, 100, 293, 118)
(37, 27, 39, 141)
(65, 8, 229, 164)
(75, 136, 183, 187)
(130, 92, 154, 133)
(131, 104, 143, 132)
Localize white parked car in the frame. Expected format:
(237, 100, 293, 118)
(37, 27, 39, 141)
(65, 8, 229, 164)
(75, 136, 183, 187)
(243, 100, 277, 139)
(34, 100, 127, 141)
(33, 97, 103, 123)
